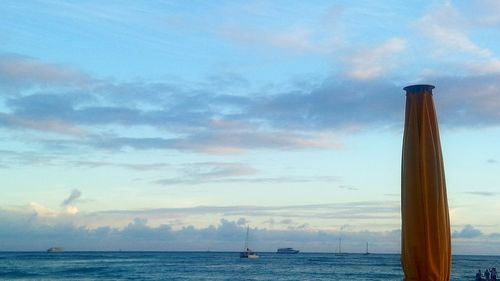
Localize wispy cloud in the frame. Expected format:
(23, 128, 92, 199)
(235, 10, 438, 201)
(0, 54, 91, 91)
(415, 1, 500, 76)
(61, 189, 82, 206)
(338, 185, 359, 191)
(431, 75, 500, 127)
(94, 201, 400, 223)
(221, 26, 339, 55)
(219, 5, 343, 55)
(72, 160, 170, 171)
(0, 113, 87, 136)
(74, 130, 340, 154)
(416, 3, 491, 58)
(153, 162, 271, 185)
(155, 175, 339, 186)
(346, 38, 406, 80)
(0, 150, 49, 168)
(464, 191, 498, 197)
(3, 53, 500, 156)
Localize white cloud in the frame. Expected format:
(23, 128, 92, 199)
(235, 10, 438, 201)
(0, 209, 402, 252)
(467, 0, 500, 26)
(424, 26, 490, 57)
(346, 38, 406, 80)
(29, 202, 78, 217)
(416, 3, 491, 58)
(452, 224, 483, 238)
(65, 206, 79, 215)
(1, 209, 498, 254)
(414, 1, 500, 76)
(29, 202, 58, 217)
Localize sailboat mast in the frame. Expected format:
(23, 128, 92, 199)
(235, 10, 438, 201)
(245, 226, 249, 249)
(339, 238, 342, 254)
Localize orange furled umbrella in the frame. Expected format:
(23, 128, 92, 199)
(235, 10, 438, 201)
(401, 85, 451, 281)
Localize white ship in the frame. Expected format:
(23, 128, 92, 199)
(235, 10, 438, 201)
(276, 248, 299, 254)
(46, 247, 64, 253)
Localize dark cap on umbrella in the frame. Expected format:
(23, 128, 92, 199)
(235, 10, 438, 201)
(403, 84, 435, 94)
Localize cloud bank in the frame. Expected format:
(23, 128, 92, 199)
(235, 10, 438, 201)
(1, 206, 498, 254)
(2, 48, 500, 157)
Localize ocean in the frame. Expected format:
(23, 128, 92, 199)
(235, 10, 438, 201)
(0, 252, 498, 280)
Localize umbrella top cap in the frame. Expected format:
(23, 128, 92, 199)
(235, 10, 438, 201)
(403, 84, 435, 94)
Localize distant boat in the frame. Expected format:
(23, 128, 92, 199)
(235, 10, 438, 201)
(335, 238, 347, 256)
(46, 247, 64, 253)
(364, 242, 370, 255)
(240, 226, 258, 259)
(276, 248, 299, 254)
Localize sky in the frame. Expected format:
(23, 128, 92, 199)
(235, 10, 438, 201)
(1, 0, 500, 254)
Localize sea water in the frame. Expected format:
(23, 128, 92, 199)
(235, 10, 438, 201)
(0, 252, 498, 280)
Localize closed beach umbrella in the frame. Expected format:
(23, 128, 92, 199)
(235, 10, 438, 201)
(401, 85, 451, 281)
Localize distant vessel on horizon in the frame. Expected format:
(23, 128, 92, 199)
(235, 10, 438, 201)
(46, 247, 64, 253)
(240, 226, 258, 259)
(276, 247, 299, 254)
(335, 238, 347, 256)
(364, 242, 370, 255)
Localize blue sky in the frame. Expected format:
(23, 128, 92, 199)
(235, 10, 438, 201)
(1, 0, 500, 254)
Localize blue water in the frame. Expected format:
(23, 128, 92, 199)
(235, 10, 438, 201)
(0, 252, 498, 280)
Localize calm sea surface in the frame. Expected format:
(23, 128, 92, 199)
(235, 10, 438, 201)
(0, 252, 499, 280)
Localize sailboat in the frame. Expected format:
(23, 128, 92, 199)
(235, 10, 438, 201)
(240, 226, 259, 259)
(335, 237, 347, 256)
(364, 242, 370, 255)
